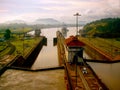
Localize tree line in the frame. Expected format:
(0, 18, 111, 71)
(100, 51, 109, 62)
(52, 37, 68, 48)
(82, 18, 120, 38)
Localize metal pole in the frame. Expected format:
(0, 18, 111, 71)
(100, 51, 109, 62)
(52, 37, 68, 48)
(74, 13, 81, 35)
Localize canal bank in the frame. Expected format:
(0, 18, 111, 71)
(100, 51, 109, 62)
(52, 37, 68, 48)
(10, 36, 46, 69)
(0, 55, 17, 76)
(0, 36, 45, 75)
(78, 37, 113, 60)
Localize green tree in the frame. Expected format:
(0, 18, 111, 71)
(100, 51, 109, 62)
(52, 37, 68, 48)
(83, 18, 120, 38)
(4, 29, 11, 40)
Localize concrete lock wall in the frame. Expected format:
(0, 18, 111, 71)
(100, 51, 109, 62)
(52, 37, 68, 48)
(10, 37, 46, 68)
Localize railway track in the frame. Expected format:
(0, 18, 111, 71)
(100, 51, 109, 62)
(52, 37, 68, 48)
(77, 66, 91, 90)
(64, 63, 106, 90)
(78, 65, 104, 90)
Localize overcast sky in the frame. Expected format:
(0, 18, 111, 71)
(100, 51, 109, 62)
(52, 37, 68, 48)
(0, 0, 120, 23)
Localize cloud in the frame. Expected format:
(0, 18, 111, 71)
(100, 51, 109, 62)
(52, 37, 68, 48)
(107, 0, 120, 8)
(0, 9, 8, 13)
(0, 0, 120, 23)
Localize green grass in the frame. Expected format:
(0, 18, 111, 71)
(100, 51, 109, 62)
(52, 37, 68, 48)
(0, 42, 7, 51)
(0, 29, 42, 58)
(12, 27, 32, 33)
(0, 45, 11, 57)
(79, 37, 120, 58)
(11, 37, 41, 57)
(0, 37, 41, 58)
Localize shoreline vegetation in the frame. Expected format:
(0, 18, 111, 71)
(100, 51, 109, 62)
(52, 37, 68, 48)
(79, 37, 120, 60)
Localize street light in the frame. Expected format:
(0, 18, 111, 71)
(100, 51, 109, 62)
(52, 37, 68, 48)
(74, 13, 81, 35)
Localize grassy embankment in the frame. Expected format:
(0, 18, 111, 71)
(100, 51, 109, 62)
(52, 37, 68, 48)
(11, 37, 41, 57)
(0, 27, 42, 58)
(0, 42, 11, 57)
(81, 18, 120, 60)
(79, 37, 120, 60)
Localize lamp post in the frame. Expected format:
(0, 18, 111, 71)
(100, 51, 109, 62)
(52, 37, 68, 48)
(74, 13, 81, 35)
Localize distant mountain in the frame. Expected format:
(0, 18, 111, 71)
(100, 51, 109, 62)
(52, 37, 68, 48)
(5, 20, 26, 24)
(34, 18, 61, 25)
(0, 20, 28, 29)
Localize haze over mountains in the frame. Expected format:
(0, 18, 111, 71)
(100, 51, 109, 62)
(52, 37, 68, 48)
(0, 18, 85, 29)
(1, 18, 86, 25)
(4, 20, 26, 24)
(2, 18, 59, 25)
(34, 18, 61, 25)
(1, 18, 61, 25)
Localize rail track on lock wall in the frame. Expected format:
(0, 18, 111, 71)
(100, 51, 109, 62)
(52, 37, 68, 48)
(64, 60, 108, 90)
(56, 31, 108, 90)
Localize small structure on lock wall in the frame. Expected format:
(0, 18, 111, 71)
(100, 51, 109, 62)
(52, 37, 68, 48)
(65, 36, 85, 64)
(35, 29, 41, 37)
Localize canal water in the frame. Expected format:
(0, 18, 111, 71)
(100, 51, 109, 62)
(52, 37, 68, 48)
(88, 62, 120, 90)
(31, 28, 59, 69)
(0, 27, 120, 90)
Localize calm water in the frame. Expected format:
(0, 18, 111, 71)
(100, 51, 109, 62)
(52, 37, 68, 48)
(0, 27, 120, 90)
(31, 28, 59, 69)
